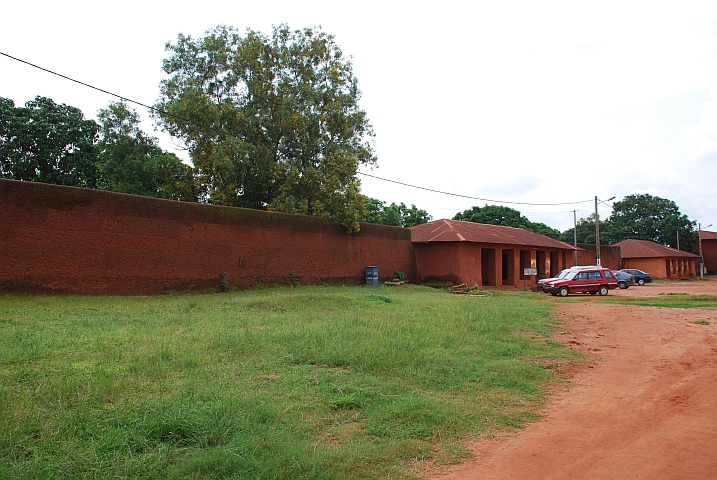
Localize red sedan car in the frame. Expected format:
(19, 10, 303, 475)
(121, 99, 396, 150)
(546, 267, 619, 297)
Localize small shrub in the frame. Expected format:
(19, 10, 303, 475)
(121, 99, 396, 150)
(219, 272, 230, 293)
(394, 270, 407, 281)
(690, 320, 710, 325)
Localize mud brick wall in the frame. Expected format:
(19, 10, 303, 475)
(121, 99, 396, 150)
(576, 243, 622, 271)
(0, 179, 415, 295)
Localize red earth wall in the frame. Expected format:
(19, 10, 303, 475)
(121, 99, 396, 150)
(576, 243, 622, 271)
(0, 179, 415, 295)
(703, 239, 717, 274)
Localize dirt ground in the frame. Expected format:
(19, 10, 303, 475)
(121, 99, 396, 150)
(431, 278, 717, 480)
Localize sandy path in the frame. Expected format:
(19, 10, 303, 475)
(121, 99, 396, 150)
(432, 279, 717, 480)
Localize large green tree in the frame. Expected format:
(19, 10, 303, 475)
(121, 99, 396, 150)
(453, 205, 561, 239)
(155, 25, 376, 231)
(0, 96, 99, 187)
(96, 101, 199, 201)
(608, 193, 695, 251)
(362, 198, 432, 227)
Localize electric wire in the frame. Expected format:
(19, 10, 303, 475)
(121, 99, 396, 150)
(2, 50, 596, 209)
(358, 172, 593, 206)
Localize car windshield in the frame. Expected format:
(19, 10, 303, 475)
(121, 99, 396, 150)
(563, 270, 579, 280)
(557, 269, 571, 279)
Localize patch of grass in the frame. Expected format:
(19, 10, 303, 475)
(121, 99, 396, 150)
(594, 294, 717, 309)
(690, 320, 711, 325)
(0, 286, 577, 479)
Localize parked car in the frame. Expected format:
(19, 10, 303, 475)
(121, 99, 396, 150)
(546, 267, 619, 297)
(612, 270, 635, 289)
(538, 265, 603, 292)
(620, 269, 652, 286)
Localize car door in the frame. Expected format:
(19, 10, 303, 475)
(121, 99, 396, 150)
(573, 271, 590, 292)
(587, 271, 603, 292)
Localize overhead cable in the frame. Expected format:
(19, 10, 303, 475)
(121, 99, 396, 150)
(358, 172, 593, 206)
(2, 50, 594, 208)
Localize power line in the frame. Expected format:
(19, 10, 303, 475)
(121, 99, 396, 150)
(3, 50, 595, 208)
(0, 50, 219, 136)
(358, 172, 593, 206)
(1, 51, 157, 112)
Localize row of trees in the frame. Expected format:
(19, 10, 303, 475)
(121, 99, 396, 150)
(452, 195, 697, 253)
(1, 96, 198, 201)
(557, 194, 696, 252)
(453, 205, 562, 239)
(1, 25, 380, 231)
(1, 95, 698, 243)
(0, 26, 700, 241)
(1, 94, 431, 230)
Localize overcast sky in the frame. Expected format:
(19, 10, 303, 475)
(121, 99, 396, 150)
(3, 1, 717, 232)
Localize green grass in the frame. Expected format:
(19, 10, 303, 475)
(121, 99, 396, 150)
(591, 293, 717, 309)
(0, 286, 578, 479)
(690, 320, 711, 325)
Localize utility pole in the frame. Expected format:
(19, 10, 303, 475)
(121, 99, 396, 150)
(594, 196, 615, 266)
(699, 223, 713, 277)
(595, 196, 601, 266)
(573, 209, 578, 266)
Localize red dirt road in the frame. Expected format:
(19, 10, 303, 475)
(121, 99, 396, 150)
(432, 279, 717, 480)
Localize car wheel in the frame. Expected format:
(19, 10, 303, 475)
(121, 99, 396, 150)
(618, 281, 627, 289)
(638, 279, 645, 286)
(598, 285, 609, 296)
(558, 286, 569, 297)
(550, 292, 557, 296)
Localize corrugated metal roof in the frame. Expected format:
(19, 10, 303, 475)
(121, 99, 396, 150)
(701, 230, 717, 241)
(410, 219, 580, 250)
(614, 239, 700, 259)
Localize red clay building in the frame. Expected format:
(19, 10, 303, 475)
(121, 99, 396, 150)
(410, 220, 580, 288)
(700, 230, 717, 274)
(614, 239, 700, 279)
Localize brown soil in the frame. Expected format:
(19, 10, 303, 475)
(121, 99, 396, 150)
(431, 278, 717, 480)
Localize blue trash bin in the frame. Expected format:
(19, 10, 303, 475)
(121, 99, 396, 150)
(365, 266, 379, 285)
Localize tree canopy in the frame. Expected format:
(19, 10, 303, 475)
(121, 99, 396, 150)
(559, 213, 610, 245)
(453, 205, 561, 239)
(96, 101, 198, 201)
(155, 24, 376, 231)
(609, 193, 695, 251)
(362, 198, 432, 227)
(0, 96, 99, 187)
(560, 194, 696, 252)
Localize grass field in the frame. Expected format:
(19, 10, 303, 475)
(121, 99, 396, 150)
(594, 293, 717, 309)
(0, 285, 579, 479)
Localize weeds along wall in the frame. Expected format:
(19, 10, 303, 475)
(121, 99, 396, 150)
(0, 179, 415, 295)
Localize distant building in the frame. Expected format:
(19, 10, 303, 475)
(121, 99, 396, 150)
(614, 239, 700, 279)
(410, 220, 580, 287)
(700, 230, 717, 274)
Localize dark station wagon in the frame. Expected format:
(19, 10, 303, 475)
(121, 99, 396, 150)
(620, 269, 653, 286)
(546, 267, 619, 297)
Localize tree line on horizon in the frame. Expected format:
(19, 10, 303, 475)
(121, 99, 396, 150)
(0, 93, 698, 248)
(0, 26, 698, 246)
(0, 91, 432, 230)
(452, 194, 698, 253)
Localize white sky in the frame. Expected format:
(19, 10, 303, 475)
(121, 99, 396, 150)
(3, 1, 717, 232)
